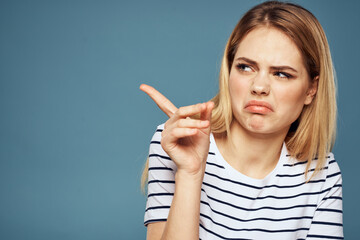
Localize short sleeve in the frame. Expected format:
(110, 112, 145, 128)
(144, 124, 177, 226)
(306, 153, 343, 239)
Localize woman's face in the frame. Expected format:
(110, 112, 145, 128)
(229, 27, 316, 136)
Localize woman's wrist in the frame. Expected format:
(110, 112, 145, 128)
(175, 166, 205, 185)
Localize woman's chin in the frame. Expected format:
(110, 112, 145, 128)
(246, 115, 266, 131)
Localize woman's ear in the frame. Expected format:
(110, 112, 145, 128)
(304, 76, 318, 105)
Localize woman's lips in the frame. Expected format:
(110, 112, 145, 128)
(244, 100, 274, 114)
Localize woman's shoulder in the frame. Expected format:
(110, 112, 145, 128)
(324, 152, 340, 170)
(147, 123, 176, 169)
(311, 152, 342, 184)
(153, 123, 165, 134)
(315, 152, 341, 178)
(279, 150, 342, 183)
(149, 123, 165, 143)
(284, 150, 340, 170)
(323, 152, 342, 181)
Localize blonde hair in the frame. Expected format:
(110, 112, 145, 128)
(141, 1, 337, 190)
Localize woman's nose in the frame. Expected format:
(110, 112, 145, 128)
(250, 72, 270, 96)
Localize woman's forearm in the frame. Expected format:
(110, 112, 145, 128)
(161, 170, 204, 240)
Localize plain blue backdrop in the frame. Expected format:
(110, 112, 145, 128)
(1, 0, 359, 239)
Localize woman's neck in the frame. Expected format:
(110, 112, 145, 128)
(214, 122, 288, 179)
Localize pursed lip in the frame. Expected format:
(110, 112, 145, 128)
(244, 100, 274, 114)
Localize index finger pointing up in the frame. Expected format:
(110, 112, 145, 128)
(139, 84, 178, 117)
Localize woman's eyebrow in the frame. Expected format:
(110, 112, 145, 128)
(271, 66, 298, 73)
(236, 57, 298, 73)
(235, 57, 257, 66)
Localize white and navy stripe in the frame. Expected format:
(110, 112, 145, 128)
(144, 124, 343, 239)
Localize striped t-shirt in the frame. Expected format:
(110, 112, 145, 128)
(144, 125, 343, 239)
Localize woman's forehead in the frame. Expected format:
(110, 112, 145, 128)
(235, 27, 305, 69)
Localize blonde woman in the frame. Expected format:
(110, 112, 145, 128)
(141, 1, 343, 239)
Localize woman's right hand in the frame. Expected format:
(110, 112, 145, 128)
(140, 84, 214, 177)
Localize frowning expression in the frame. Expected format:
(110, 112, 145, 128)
(229, 27, 317, 136)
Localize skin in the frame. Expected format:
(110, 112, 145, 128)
(140, 26, 317, 240)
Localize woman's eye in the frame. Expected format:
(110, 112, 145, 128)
(275, 71, 292, 79)
(236, 64, 252, 72)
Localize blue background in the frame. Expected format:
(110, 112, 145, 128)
(1, 0, 359, 239)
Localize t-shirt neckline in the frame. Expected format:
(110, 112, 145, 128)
(209, 133, 288, 185)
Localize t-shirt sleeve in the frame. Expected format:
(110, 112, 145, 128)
(144, 124, 177, 226)
(306, 153, 343, 239)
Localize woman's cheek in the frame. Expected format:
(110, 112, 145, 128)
(229, 74, 249, 99)
(277, 86, 307, 120)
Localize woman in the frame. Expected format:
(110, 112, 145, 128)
(141, 1, 343, 239)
